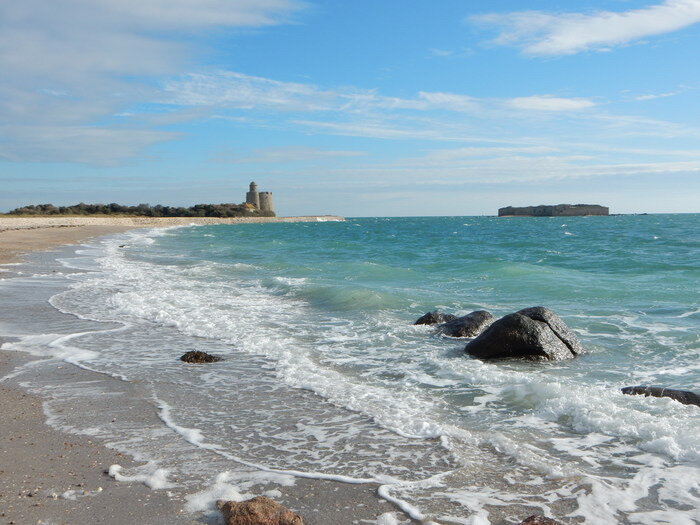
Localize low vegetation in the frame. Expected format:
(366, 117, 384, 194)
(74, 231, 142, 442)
(6, 202, 275, 218)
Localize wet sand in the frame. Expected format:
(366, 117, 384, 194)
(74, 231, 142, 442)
(0, 350, 194, 525)
(0, 219, 405, 525)
(0, 225, 136, 265)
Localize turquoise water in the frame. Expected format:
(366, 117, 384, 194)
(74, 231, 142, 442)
(3, 214, 699, 523)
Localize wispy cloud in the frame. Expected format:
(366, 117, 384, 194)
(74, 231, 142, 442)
(472, 0, 700, 56)
(635, 91, 680, 100)
(506, 95, 597, 111)
(164, 69, 602, 122)
(0, 0, 306, 164)
(213, 146, 365, 163)
(164, 72, 484, 114)
(251, 151, 700, 190)
(164, 71, 336, 111)
(430, 48, 454, 57)
(631, 84, 699, 101)
(0, 125, 179, 165)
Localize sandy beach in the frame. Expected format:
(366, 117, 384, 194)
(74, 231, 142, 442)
(0, 217, 403, 525)
(0, 215, 344, 265)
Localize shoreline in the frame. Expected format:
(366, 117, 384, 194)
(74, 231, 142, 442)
(0, 215, 345, 232)
(0, 223, 405, 525)
(0, 350, 195, 525)
(0, 215, 345, 265)
(0, 225, 139, 265)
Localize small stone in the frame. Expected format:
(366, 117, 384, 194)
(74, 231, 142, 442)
(180, 350, 223, 364)
(217, 496, 303, 525)
(621, 386, 700, 407)
(414, 311, 457, 325)
(519, 516, 561, 525)
(438, 310, 494, 338)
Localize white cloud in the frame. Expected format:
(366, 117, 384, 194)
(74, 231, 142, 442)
(416, 92, 479, 112)
(95, 0, 303, 29)
(506, 95, 597, 111)
(215, 146, 365, 163)
(165, 72, 483, 114)
(0, 126, 179, 165)
(339, 91, 478, 113)
(165, 70, 605, 127)
(430, 48, 454, 57)
(292, 119, 449, 141)
(472, 0, 700, 55)
(164, 71, 337, 111)
(0, 0, 305, 164)
(635, 91, 680, 100)
(405, 146, 560, 164)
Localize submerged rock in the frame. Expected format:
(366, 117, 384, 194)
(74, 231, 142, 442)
(180, 350, 223, 364)
(465, 307, 581, 361)
(439, 310, 495, 338)
(519, 516, 561, 525)
(414, 310, 456, 325)
(217, 496, 304, 525)
(621, 386, 700, 407)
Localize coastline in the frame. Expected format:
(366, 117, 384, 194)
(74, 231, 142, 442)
(0, 221, 405, 525)
(0, 225, 138, 265)
(0, 215, 345, 265)
(0, 214, 345, 232)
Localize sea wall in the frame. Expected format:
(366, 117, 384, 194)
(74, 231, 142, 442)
(498, 204, 609, 217)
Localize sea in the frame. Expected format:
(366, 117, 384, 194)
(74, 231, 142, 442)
(1, 215, 698, 524)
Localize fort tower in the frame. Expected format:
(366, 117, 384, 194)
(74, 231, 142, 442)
(244, 181, 275, 215)
(259, 192, 274, 213)
(246, 181, 260, 208)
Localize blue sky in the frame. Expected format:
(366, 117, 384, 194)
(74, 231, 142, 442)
(1, 0, 699, 216)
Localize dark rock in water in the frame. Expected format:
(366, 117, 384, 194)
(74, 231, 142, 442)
(621, 386, 700, 407)
(519, 516, 561, 525)
(516, 306, 584, 356)
(465, 308, 580, 361)
(439, 310, 495, 337)
(180, 350, 223, 364)
(217, 496, 304, 525)
(414, 310, 456, 325)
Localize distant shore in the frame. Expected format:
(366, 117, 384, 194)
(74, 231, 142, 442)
(0, 214, 345, 232)
(0, 215, 345, 265)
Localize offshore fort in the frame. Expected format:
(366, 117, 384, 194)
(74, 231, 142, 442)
(245, 181, 275, 215)
(498, 204, 609, 217)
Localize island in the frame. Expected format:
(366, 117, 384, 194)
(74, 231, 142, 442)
(498, 204, 609, 217)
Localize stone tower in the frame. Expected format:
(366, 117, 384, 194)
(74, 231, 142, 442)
(246, 181, 260, 208)
(259, 192, 274, 214)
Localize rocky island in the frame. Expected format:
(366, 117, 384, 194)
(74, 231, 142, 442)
(498, 204, 609, 217)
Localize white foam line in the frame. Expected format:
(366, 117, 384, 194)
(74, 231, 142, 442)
(377, 485, 425, 521)
(4, 326, 135, 383)
(154, 395, 449, 517)
(676, 307, 700, 318)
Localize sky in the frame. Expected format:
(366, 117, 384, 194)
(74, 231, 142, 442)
(1, 0, 700, 216)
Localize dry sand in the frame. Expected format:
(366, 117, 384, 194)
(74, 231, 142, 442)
(0, 216, 407, 525)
